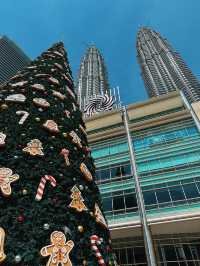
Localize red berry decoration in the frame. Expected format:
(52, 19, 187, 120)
(17, 215, 24, 223)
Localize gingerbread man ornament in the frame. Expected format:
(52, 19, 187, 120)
(0, 168, 19, 197)
(40, 231, 74, 266)
(0, 227, 6, 263)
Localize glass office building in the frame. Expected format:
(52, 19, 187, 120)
(86, 91, 200, 266)
(0, 36, 30, 84)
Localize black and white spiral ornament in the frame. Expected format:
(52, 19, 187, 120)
(84, 95, 114, 116)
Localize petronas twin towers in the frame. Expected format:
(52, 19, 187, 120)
(137, 28, 200, 103)
(76, 27, 200, 111)
(76, 46, 110, 110)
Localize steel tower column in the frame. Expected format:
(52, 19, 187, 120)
(121, 106, 157, 266)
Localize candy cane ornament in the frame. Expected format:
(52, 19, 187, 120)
(90, 235, 106, 266)
(35, 175, 56, 201)
(60, 148, 70, 166)
(16, 110, 29, 125)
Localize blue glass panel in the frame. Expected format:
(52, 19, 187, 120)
(122, 164, 132, 176)
(133, 126, 198, 151)
(137, 162, 149, 172)
(101, 168, 110, 180)
(173, 155, 186, 165)
(125, 194, 137, 209)
(143, 191, 157, 205)
(92, 146, 109, 158)
(196, 182, 200, 192)
(156, 189, 171, 203)
(102, 197, 112, 212)
(113, 196, 125, 210)
(109, 145, 119, 154)
(111, 166, 121, 178)
(95, 170, 101, 181)
(169, 186, 185, 201)
(183, 183, 200, 199)
(187, 127, 198, 135)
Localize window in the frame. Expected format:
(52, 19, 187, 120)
(133, 126, 198, 151)
(169, 186, 185, 201)
(102, 198, 112, 212)
(96, 170, 101, 181)
(183, 183, 200, 199)
(123, 164, 132, 175)
(125, 194, 137, 211)
(92, 146, 109, 158)
(156, 189, 171, 204)
(102, 189, 138, 216)
(114, 167, 121, 177)
(143, 191, 157, 205)
(110, 167, 118, 178)
(127, 248, 134, 264)
(96, 163, 132, 183)
(163, 245, 177, 261)
(134, 247, 146, 263)
(113, 196, 125, 211)
(196, 182, 200, 192)
(101, 168, 110, 181)
(118, 249, 127, 264)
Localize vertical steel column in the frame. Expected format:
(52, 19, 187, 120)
(121, 106, 157, 266)
(179, 90, 200, 132)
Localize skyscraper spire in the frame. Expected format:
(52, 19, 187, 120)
(137, 27, 200, 103)
(76, 45, 110, 110)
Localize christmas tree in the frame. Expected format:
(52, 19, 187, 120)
(0, 43, 116, 265)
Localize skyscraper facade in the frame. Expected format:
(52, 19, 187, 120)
(76, 45, 110, 110)
(0, 36, 30, 84)
(137, 27, 200, 103)
(86, 91, 200, 265)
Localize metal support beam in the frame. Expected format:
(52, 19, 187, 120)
(179, 90, 200, 132)
(121, 106, 157, 266)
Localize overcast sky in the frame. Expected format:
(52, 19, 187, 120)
(1, 0, 200, 104)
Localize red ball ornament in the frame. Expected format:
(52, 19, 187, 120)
(83, 146, 91, 154)
(17, 215, 25, 223)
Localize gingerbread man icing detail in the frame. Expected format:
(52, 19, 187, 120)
(40, 231, 74, 266)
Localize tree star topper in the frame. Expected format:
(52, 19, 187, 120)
(40, 231, 74, 266)
(23, 139, 44, 156)
(0, 168, 19, 197)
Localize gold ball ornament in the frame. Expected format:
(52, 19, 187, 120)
(22, 189, 28, 195)
(35, 117, 41, 122)
(78, 225, 84, 233)
(62, 132, 67, 137)
(90, 211, 94, 217)
(83, 260, 87, 265)
(1, 104, 8, 110)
